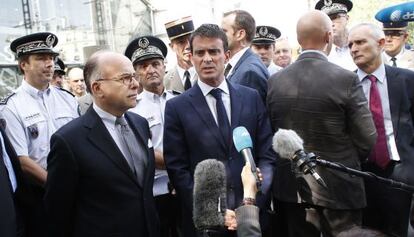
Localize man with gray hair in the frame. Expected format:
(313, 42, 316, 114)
(349, 23, 414, 237)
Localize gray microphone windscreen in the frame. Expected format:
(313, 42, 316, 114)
(272, 129, 304, 159)
(193, 159, 226, 230)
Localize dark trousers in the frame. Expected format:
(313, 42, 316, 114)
(22, 184, 46, 237)
(273, 200, 362, 237)
(363, 163, 412, 237)
(155, 193, 180, 237)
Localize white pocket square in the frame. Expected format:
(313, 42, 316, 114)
(148, 138, 153, 148)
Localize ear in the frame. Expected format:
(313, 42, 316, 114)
(378, 38, 386, 49)
(237, 29, 246, 41)
(224, 50, 230, 64)
(90, 81, 103, 98)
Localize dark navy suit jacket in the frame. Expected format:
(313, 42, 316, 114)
(227, 48, 269, 102)
(44, 108, 159, 237)
(164, 81, 276, 236)
(381, 65, 414, 184)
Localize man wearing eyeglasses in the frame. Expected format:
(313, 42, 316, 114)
(381, 22, 414, 70)
(44, 50, 160, 237)
(315, 0, 357, 71)
(126, 36, 180, 237)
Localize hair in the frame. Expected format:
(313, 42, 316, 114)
(190, 24, 229, 53)
(223, 10, 256, 42)
(350, 23, 385, 41)
(17, 55, 30, 74)
(83, 51, 104, 93)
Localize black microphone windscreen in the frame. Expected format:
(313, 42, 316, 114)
(193, 159, 227, 230)
(272, 129, 304, 159)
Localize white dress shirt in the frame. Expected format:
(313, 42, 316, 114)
(177, 66, 197, 87)
(357, 64, 400, 161)
(198, 79, 231, 125)
(227, 47, 249, 77)
(328, 44, 357, 71)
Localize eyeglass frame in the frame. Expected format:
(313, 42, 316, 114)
(384, 30, 407, 39)
(95, 73, 138, 86)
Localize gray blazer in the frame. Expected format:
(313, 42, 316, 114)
(236, 205, 261, 237)
(164, 66, 198, 93)
(267, 51, 377, 209)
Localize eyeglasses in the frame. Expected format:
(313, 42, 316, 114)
(96, 73, 138, 85)
(384, 31, 406, 39)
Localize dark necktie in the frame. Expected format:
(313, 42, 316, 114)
(224, 64, 232, 78)
(184, 70, 191, 90)
(209, 88, 231, 145)
(367, 75, 390, 169)
(115, 117, 147, 186)
(391, 57, 397, 67)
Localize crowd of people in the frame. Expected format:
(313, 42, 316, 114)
(1, 0, 414, 237)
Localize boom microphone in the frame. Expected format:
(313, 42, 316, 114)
(272, 129, 327, 188)
(375, 2, 414, 22)
(193, 159, 227, 233)
(232, 126, 261, 188)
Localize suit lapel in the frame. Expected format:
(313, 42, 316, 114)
(188, 85, 227, 151)
(171, 67, 185, 92)
(84, 109, 140, 187)
(228, 49, 250, 81)
(229, 81, 242, 128)
(385, 65, 402, 137)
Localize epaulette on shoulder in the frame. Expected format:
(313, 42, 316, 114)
(170, 90, 181, 95)
(0, 92, 16, 105)
(57, 87, 75, 97)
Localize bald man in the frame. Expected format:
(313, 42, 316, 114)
(267, 11, 376, 237)
(67, 67, 86, 98)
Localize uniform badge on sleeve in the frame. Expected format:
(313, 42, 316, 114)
(27, 124, 39, 138)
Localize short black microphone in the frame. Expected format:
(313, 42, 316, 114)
(193, 159, 227, 234)
(232, 126, 261, 188)
(375, 2, 414, 22)
(272, 129, 327, 188)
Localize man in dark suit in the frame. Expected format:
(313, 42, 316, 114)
(0, 126, 25, 237)
(44, 51, 159, 237)
(349, 23, 414, 237)
(164, 24, 276, 237)
(221, 10, 269, 102)
(267, 11, 377, 237)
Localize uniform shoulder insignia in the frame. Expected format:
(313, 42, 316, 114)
(57, 87, 75, 97)
(170, 90, 181, 95)
(0, 92, 16, 105)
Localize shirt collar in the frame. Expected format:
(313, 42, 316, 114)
(384, 48, 405, 61)
(228, 47, 249, 68)
(357, 63, 386, 84)
(140, 89, 166, 102)
(21, 79, 51, 98)
(198, 79, 229, 97)
(93, 103, 121, 126)
(177, 66, 196, 80)
(300, 50, 328, 59)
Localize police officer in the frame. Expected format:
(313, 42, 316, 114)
(164, 16, 198, 92)
(315, 0, 356, 71)
(251, 25, 282, 75)
(1, 32, 79, 237)
(51, 57, 65, 88)
(381, 21, 414, 70)
(125, 36, 179, 237)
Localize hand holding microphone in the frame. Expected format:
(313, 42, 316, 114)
(232, 126, 262, 189)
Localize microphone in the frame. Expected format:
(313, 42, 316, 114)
(375, 2, 414, 22)
(193, 159, 227, 233)
(232, 126, 261, 188)
(272, 129, 327, 188)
